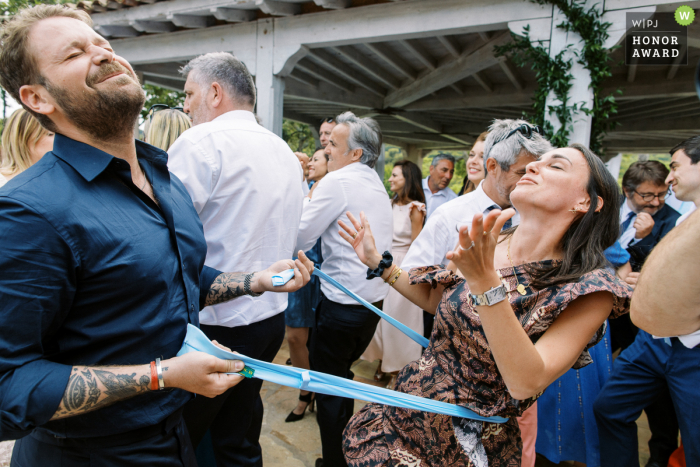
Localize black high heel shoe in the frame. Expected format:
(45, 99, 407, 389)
(285, 392, 315, 422)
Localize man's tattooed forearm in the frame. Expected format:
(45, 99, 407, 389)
(205, 272, 248, 307)
(52, 366, 151, 420)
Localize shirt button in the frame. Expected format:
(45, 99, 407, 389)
(191, 304, 195, 311)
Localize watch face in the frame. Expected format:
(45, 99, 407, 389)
(484, 285, 507, 305)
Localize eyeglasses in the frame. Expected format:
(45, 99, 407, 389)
(495, 124, 545, 145)
(633, 188, 672, 202)
(147, 104, 184, 122)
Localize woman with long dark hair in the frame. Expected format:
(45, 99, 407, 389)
(362, 160, 426, 385)
(339, 144, 632, 466)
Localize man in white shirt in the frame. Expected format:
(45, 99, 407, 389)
(595, 135, 700, 467)
(167, 52, 305, 466)
(422, 153, 457, 217)
(296, 112, 392, 467)
(402, 119, 551, 467)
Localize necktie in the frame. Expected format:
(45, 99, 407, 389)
(620, 211, 635, 234)
(484, 205, 512, 231)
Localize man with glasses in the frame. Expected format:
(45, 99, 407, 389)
(595, 160, 680, 467)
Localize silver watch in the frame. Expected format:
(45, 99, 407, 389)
(470, 285, 507, 307)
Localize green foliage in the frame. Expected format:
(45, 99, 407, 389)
(141, 84, 185, 120)
(618, 153, 671, 187)
(0, 0, 71, 16)
(495, 0, 620, 154)
(282, 119, 315, 155)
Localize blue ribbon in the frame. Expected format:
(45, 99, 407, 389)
(311, 268, 430, 348)
(177, 324, 507, 423)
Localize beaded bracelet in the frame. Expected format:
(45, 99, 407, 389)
(366, 251, 393, 280)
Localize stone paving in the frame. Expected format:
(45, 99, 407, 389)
(257, 338, 653, 467)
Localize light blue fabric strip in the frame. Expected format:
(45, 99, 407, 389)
(271, 269, 296, 286)
(177, 324, 507, 423)
(312, 268, 430, 348)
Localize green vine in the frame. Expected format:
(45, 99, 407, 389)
(495, 0, 621, 154)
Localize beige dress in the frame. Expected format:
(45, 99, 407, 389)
(361, 201, 425, 372)
(0, 174, 13, 467)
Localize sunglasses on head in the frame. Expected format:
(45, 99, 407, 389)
(320, 117, 335, 125)
(496, 124, 545, 144)
(147, 104, 184, 122)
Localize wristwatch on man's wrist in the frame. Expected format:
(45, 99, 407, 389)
(470, 284, 507, 307)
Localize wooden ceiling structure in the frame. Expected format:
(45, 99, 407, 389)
(79, 0, 700, 158)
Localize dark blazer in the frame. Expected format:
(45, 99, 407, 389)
(626, 202, 681, 271)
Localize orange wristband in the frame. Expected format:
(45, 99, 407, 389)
(150, 361, 158, 391)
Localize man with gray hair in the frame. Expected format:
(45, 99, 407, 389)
(423, 153, 457, 217)
(296, 111, 393, 467)
(167, 52, 305, 466)
(401, 119, 551, 467)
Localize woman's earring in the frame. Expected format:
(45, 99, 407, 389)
(569, 208, 580, 213)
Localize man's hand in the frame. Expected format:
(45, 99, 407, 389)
(623, 272, 640, 289)
(252, 251, 314, 293)
(633, 212, 654, 239)
(295, 152, 309, 179)
(163, 351, 245, 398)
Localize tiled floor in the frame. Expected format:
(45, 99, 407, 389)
(259, 338, 654, 467)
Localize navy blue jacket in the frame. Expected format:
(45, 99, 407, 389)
(626, 202, 680, 271)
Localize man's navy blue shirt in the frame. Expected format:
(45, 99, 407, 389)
(0, 134, 221, 440)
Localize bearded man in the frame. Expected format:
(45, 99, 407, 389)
(0, 6, 313, 466)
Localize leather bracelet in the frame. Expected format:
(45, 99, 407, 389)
(366, 251, 393, 280)
(150, 361, 158, 391)
(244, 272, 264, 297)
(155, 358, 164, 390)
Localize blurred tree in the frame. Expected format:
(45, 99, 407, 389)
(282, 119, 315, 156)
(141, 84, 185, 120)
(0, 0, 70, 15)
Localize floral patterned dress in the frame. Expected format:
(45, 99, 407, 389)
(343, 262, 632, 467)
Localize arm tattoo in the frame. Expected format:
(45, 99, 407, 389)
(205, 272, 249, 307)
(52, 366, 151, 421)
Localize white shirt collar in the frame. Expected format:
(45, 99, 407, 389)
(423, 176, 451, 197)
(212, 110, 258, 124)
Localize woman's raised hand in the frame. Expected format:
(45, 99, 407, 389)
(446, 208, 515, 283)
(338, 211, 381, 269)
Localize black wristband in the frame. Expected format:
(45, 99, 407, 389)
(366, 251, 393, 280)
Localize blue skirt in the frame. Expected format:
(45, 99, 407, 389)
(536, 323, 613, 467)
(284, 239, 323, 328)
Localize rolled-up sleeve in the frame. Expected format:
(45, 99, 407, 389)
(0, 198, 76, 440)
(199, 265, 223, 310)
(296, 177, 346, 252)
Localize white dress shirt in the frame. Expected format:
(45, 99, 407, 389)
(296, 162, 393, 305)
(168, 110, 305, 328)
(423, 176, 457, 218)
(402, 181, 520, 270)
(618, 200, 639, 249)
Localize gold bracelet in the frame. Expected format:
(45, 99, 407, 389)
(383, 265, 398, 283)
(389, 268, 403, 286)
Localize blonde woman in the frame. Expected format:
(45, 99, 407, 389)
(458, 131, 488, 196)
(145, 107, 191, 151)
(0, 108, 54, 187)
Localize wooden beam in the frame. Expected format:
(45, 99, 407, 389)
(314, 0, 352, 9)
(129, 20, 176, 33)
(472, 71, 493, 92)
(284, 79, 383, 109)
(288, 70, 320, 88)
(284, 110, 320, 126)
(142, 74, 186, 91)
(133, 63, 184, 80)
(95, 24, 140, 37)
(436, 35, 461, 58)
(332, 46, 402, 90)
(390, 112, 471, 145)
(404, 85, 535, 110)
(306, 49, 386, 96)
(255, 0, 300, 16)
(363, 43, 417, 81)
(210, 8, 257, 22)
(498, 59, 524, 90)
(295, 60, 356, 93)
(384, 32, 510, 108)
(399, 40, 437, 71)
(167, 14, 215, 29)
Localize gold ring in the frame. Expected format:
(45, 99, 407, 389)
(352, 233, 357, 239)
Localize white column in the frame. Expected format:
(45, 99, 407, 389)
(544, 5, 594, 147)
(256, 19, 285, 137)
